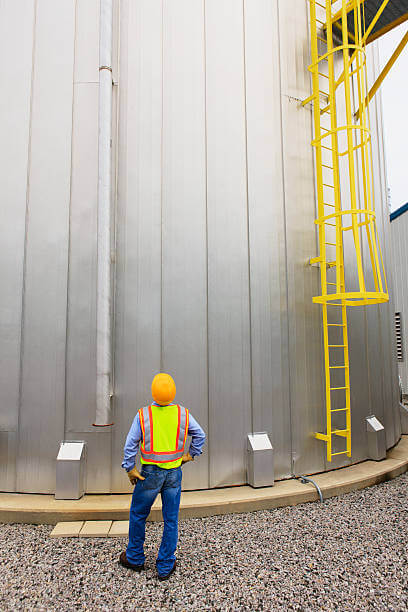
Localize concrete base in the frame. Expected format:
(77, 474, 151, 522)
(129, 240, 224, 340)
(79, 520, 112, 537)
(1, 436, 408, 525)
(50, 521, 84, 538)
(51, 520, 128, 538)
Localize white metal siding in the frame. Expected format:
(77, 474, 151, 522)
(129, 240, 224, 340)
(391, 211, 408, 394)
(0, 0, 401, 493)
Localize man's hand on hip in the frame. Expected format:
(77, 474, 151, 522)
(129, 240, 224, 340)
(127, 467, 145, 485)
(181, 453, 194, 464)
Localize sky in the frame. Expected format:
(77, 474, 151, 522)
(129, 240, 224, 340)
(378, 24, 408, 212)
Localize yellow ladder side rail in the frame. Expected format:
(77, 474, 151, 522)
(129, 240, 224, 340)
(310, 0, 328, 294)
(342, 302, 351, 456)
(326, 0, 345, 295)
(322, 304, 332, 458)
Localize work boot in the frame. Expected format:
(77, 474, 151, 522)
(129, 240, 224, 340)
(157, 561, 177, 581)
(119, 551, 144, 572)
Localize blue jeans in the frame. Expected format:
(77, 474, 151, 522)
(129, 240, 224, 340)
(126, 464, 182, 576)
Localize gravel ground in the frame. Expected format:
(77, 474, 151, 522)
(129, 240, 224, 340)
(1, 474, 408, 611)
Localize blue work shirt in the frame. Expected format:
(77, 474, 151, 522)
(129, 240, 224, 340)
(122, 401, 206, 472)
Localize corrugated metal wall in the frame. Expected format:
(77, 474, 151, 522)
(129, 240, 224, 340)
(0, 0, 400, 494)
(391, 211, 408, 395)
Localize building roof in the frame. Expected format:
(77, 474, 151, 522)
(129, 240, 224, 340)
(332, 0, 408, 44)
(390, 202, 408, 222)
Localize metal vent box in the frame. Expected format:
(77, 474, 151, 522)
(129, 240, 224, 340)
(247, 432, 274, 488)
(55, 441, 86, 500)
(366, 416, 386, 461)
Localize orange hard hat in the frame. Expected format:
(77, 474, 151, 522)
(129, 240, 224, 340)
(151, 373, 176, 406)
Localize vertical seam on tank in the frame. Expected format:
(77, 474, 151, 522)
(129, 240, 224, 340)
(16, 0, 38, 490)
(160, 0, 164, 373)
(242, 0, 254, 435)
(63, 0, 78, 440)
(203, 0, 211, 487)
(276, 0, 294, 476)
(110, 0, 121, 493)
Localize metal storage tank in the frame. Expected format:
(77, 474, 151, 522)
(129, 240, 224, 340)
(0, 0, 401, 494)
(390, 204, 408, 396)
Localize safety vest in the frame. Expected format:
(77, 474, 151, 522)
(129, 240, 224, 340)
(139, 404, 189, 468)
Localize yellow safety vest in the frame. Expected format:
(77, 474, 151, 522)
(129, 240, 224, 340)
(139, 404, 189, 469)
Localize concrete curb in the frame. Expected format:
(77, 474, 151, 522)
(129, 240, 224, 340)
(1, 436, 407, 525)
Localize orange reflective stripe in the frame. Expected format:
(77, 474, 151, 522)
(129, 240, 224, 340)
(142, 455, 182, 464)
(142, 448, 183, 456)
(182, 410, 189, 450)
(148, 405, 154, 451)
(139, 408, 145, 451)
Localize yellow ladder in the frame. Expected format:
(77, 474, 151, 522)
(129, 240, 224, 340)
(304, 0, 389, 462)
(315, 302, 351, 459)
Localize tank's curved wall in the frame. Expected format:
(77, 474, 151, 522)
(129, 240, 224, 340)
(0, 0, 400, 494)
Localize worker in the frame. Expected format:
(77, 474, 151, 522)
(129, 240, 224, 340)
(119, 373, 206, 580)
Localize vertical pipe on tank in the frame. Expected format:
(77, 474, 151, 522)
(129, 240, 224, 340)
(94, 0, 113, 426)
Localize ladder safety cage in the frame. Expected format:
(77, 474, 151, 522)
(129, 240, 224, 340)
(304, 0, 390, 462)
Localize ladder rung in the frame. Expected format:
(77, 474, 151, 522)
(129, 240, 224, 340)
(302, 92, 317, 106)
(322, 164, 333, 169)
(321, 145, 332, 151)
(327, 282, 336, 285)
(323, 183, 334, 188)
(330, 386, 349, 390)
(325, 242, 336, 246)
(324, 203, 335, 208)
(318, 72, 329, 78)
(331, 408, 348, 412)
(325, 223, 336, 227)
(327, 323, 344, 326)
(331, 451, 349, 456)
(328, 344, 346, 347)
(333, 429, 350, 435)
(329, 365, 347, 369)
(339, 140, 370, 156)
(327, 261, 336, 268)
